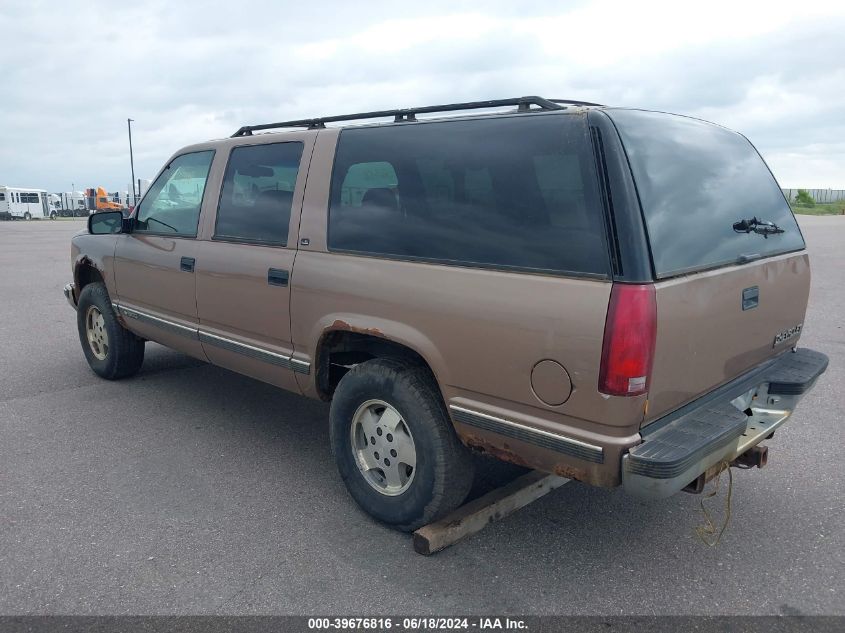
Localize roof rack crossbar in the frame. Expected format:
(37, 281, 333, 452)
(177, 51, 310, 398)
(231, 95, 575, 137)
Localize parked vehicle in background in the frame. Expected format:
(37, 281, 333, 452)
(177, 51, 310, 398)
(47, 194, 62, 218)
(56, 191, 89, 217)
(63, 96, 828, 532)
(0, 186, 49, 220)
(127, 179, 152, 210)
(85, 187, 125, 213)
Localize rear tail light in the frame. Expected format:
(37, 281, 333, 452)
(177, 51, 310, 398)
(598, 283, 657, 397)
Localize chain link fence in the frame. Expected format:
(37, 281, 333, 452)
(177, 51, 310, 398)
(782, 189, 845, 204)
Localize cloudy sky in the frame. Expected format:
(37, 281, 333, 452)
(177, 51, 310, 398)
(1, 0, 843, 193)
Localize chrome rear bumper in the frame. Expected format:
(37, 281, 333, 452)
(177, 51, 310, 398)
(622, 348, 828, 499)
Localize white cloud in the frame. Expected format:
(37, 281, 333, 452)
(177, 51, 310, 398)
(1, 0, 844, 192)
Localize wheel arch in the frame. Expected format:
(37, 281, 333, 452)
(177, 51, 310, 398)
(310, 317, 450, 403)
(73, 257, 106, 302)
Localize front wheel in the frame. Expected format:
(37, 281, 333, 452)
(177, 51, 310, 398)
(76, 283, 144, 379)
(330, 358, 474, 531)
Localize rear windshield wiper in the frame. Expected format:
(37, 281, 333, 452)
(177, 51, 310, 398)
(732, 216, 785, 239)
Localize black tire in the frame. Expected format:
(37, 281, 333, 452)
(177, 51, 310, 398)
(24, 212, 31, 220)
(76, 283, 144, 379)
(330, 357, 474, 531)
(50, 211, 57, 220)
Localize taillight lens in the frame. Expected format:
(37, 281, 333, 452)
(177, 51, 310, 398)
(598, 283, 657, 397)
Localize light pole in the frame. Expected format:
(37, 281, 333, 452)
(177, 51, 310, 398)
(127, 118, 136, 205)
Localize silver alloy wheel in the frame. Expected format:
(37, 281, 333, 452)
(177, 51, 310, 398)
(85, 305, 109, 361)
(350, 399, 416, 496)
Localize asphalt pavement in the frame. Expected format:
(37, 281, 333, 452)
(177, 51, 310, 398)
(0, 216, 842, 615)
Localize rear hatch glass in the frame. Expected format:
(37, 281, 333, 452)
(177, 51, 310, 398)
(607, 109, 805, 278)
(607, 109, 810, 421)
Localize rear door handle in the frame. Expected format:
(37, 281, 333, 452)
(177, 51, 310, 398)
(268, 268, 289, 287)
(180, 257, 195, 273)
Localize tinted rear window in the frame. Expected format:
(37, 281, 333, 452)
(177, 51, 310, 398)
(327, 114, 609, 276)
(608, 109, 805, 278)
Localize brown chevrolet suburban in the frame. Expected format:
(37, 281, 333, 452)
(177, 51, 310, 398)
(64, 97, 828, 531)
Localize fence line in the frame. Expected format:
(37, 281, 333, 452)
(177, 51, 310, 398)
(782, 189, 845, 204)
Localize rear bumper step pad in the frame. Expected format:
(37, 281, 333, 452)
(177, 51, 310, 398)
(626, 403, 748, 480)
(623, 348, 827, 498)
(766, 348, 828, 395)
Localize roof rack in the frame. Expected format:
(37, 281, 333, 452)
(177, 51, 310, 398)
(549, 98, 604, 107)
(231, 95, 601, 137)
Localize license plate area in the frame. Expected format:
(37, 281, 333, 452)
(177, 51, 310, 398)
(730, 383, 795, 456)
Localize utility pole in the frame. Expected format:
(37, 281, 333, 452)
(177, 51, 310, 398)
(127, 118, 136, 205)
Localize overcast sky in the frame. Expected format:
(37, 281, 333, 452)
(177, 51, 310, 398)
(1, 0, 843, 193)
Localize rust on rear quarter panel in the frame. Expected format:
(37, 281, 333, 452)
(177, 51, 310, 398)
(454, 420, 619, 487)
(463, 433, 530, 468)
(330, 319, 386, 338)
(552, 463, 591, 481)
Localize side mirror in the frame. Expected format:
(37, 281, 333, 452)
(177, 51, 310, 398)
(88, 211, 126, 235)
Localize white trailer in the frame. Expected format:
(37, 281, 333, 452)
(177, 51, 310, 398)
(0, 186, 49, 220)
(126, 179, 151, 208)
(58, 191, 88, 216)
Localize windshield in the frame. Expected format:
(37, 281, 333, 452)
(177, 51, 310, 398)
(608, 109, 805, 278)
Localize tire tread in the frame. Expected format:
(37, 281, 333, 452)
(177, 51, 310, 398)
(77, 283, 144, 380)
(330, 357, 474, 531)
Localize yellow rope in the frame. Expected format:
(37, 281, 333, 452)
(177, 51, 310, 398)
(694, 461, 734, 547)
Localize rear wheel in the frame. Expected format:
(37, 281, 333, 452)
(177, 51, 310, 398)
(76, 283, 144, 379)
(330, 357, 474, 531)
(23, 212, 31, 220)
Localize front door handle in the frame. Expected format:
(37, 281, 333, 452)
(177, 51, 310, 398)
(180, 257, 195, 273)
(268, 268, 289, 287)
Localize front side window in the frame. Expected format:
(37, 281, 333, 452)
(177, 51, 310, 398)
(327, 115, 608, 276)
(0, 193, 5, 201)
(214, 142, 303, 245)
(135, 150, 215, 236)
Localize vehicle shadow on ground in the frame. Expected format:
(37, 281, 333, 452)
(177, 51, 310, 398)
(123, 345, 715, 559)
(135, 344, 530, 498)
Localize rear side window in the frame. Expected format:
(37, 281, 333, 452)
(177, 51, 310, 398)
(215, 142, 304, 246)
(608, 109, 805, 278)
(328, 115, 608, 276)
